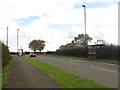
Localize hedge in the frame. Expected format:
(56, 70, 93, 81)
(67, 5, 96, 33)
(1, 43, 11, 67)
(55, 47, 87, 58)
(96, 45, 118, 59)
(55, 45, 119, 60)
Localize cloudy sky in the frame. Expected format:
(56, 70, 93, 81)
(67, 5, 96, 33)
(0, 0, 118, 52)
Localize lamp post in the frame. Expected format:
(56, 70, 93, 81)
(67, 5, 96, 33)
(27, 37, 30, 52)
(17, 29, 19, 53)
(82, 5, 88, 58)
(82, 5, 86, 46)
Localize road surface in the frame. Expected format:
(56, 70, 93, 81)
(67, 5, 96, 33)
(7, 56, 59, 88)
(35, 55, 118, 88)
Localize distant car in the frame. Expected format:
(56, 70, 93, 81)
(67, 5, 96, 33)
(29, 53, 37, 57)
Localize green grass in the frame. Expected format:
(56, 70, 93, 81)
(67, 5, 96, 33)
(0, 70, 2, 89)
(2, 63, 12, 88)
(21, 56, 108, 88)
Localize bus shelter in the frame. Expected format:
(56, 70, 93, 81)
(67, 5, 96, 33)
(88, 44, 105, 60)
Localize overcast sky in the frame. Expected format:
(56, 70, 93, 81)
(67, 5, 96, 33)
(0, 0, 118, 52)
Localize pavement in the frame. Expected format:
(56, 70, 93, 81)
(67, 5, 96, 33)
(6, 56, 59, 88)
(34, 55, 118, 88)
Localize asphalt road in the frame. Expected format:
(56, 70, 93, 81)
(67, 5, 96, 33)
(7, 56, 59, 88)
(34, 55, 118, 88)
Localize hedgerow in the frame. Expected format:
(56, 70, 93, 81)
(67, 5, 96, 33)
(55, 45, 119, 60)
(1, 43, 11, 67)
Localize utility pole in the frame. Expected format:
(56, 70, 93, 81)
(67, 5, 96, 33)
(6, 27, 8, 47)
(17, 29, 19, 53)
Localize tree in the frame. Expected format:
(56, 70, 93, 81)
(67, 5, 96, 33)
(73, 34, 92, 46)
(29, 39, 45, 53)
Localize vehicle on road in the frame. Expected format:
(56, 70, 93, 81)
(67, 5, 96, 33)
(29, 53, 37, 57)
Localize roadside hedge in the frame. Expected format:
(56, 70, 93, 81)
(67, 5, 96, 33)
(55, 47, 88, 58)
(96, 45, 118, 59)
(55, 45, 119, 60)
(1, 43, 11, 67)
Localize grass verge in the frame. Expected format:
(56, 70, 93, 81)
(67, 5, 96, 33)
(2, 63, 12, 88)
(21, 56, 108, 88)
(0, 70, 2, 89)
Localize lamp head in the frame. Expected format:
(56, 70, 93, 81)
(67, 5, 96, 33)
(82, 5, 85, 7)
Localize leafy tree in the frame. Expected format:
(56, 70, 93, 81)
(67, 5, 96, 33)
(73, 34, 92, 46)
(29, 39, 45, 53)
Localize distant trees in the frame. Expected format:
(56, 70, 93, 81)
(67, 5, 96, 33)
(55, 33, 118, 60)
(73, 34, 92, 46)
(59, 34, 93, 49)
(55, 33, 92, 58)
(29, 39, 45, 53)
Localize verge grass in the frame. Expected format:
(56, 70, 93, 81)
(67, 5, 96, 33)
(0, 70, 2, 89)
(2, 63, 12, 88)
(21, 56, 108, 88)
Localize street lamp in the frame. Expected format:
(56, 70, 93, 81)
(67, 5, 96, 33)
(82, 5, 86, 45)
(27, 37, 30, 52)
(17, 29, 19, 53)
(82, 5, 88, 58)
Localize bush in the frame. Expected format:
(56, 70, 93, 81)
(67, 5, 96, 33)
(96, 45, 118, 59)
(46, 51, 55, 54)
(55, 45, 119, 60)
(55, 47, 87, 58)
(1, 43, 11, 67)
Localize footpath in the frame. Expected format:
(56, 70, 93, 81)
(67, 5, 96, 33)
(6, 56, 59, 88)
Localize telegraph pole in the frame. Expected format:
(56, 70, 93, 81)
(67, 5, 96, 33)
(6, 27, 8, 47)
(17, 29, 19, 53)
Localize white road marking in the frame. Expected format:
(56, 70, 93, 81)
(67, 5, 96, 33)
(91, 66, 118, 73)
(108, 63, 116, 66)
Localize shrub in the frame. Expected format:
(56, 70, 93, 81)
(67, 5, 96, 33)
(55, 47, 87, 58)
(96, 45, 118, 59)
(1, 43, 11, 67)
(55, 45, 119, 60)
(46, 51, 55, 54)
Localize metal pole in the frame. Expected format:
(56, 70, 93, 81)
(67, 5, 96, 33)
(82, 5, 88, 58)
(6, 27, 8, 47)
(82, 5, 86, 45)
(17, 29, 19, 53)
(27, 37, 30, 52)
(82, 5, 86, 36)
(25, 36, 30, 54)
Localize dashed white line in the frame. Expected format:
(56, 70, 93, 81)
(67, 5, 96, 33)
(91, 66, 118, 73)
(108, 63, 116, 66)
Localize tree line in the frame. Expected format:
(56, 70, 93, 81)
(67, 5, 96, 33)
(55, 34, 119, 60)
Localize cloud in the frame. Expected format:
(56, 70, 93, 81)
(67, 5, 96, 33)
(47, 24, 72, 30)
(0, 0, 118, 52)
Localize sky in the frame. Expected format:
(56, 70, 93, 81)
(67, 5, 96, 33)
(0, 0, 118, 52)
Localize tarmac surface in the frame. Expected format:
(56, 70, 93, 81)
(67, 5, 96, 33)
(7, 56, 59, 88)
(35, 55, 118, 88)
